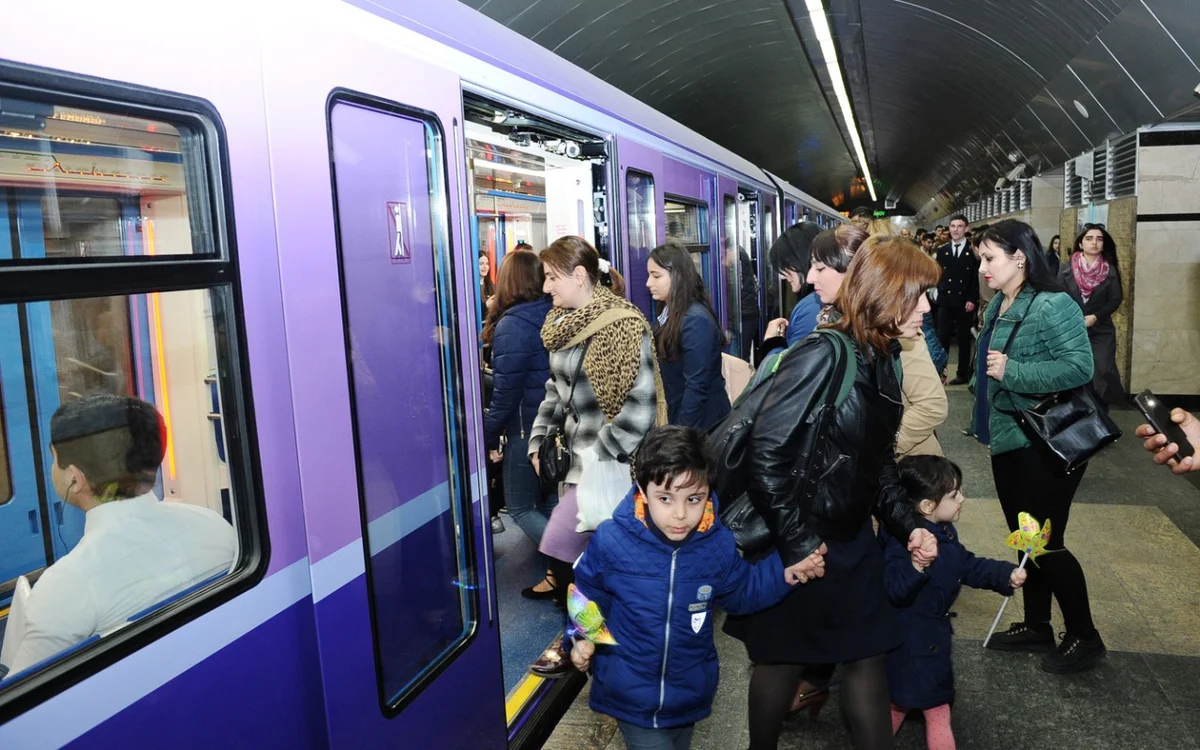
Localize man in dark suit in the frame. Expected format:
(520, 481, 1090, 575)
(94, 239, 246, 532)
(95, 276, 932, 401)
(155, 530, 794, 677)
(934, 214, 978, 385)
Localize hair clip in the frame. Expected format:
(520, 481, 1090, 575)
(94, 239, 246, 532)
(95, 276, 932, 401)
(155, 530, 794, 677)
(598, 258, 611, 274)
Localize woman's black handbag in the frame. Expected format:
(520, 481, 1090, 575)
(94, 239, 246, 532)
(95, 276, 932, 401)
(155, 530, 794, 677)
(996, 298, 1122, 474)
(537, 340, 590, 493)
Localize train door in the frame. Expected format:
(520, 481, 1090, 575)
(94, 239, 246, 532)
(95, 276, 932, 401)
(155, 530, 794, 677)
(717, 177, 740, 357)
(616, 138, 664, 318)
(261, 30, 505, 749)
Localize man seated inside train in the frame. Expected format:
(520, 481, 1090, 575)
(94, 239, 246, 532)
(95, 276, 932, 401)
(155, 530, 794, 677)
(2, 395, 236, 676)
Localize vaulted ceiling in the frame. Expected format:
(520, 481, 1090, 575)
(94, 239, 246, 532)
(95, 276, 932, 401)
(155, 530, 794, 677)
(460, 0, 1200, 216)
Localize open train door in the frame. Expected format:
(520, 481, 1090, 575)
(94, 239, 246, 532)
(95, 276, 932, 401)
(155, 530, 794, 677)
(260, 19, 506, 749)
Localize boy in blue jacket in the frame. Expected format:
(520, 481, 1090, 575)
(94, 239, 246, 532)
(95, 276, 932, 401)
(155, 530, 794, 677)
(570, 425, 793, 749)
(882, 455, 1027, 749)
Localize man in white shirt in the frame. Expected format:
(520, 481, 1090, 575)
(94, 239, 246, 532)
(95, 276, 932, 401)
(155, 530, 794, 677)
(3, 395, 236, 676)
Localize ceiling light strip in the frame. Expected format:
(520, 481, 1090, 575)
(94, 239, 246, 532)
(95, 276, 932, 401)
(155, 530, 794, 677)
(805, 0, 876, 202)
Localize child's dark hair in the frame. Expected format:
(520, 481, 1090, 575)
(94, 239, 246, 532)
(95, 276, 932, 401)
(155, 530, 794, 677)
(897, 455, 962, 507)
(634, 425, 716, 492)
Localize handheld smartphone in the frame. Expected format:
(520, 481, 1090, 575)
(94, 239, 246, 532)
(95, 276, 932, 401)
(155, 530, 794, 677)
(1135, 389, 1195, 460)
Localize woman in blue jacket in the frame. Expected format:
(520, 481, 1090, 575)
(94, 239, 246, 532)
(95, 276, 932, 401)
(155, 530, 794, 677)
(482, 250, 558, 598)
(758, 222, 823, 363)
(647, 242, 730, 431)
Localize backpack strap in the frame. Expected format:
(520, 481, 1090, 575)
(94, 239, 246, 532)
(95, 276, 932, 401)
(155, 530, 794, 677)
(812, 328, 857, 410)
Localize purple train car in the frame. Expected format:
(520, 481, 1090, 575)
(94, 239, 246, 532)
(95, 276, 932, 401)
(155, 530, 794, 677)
(0, 1, 841, 747)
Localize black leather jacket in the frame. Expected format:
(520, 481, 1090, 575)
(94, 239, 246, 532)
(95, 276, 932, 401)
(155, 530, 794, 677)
(746, 334, 921, 567)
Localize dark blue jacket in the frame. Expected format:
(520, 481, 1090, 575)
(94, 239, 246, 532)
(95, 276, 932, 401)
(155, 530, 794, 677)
(656, 303, 730, 431)
(785, 293, 823, 346)
(482, 297, 552, 450)
(575, 488, 791, 729)
(881, 520, 1014, 709)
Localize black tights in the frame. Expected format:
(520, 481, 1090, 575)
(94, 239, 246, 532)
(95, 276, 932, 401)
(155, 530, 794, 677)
(992, 448, 1096, 637)
(748, 654, 891, 750)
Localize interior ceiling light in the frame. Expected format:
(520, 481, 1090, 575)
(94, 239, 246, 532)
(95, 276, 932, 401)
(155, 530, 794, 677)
(806, 0, 876, 202)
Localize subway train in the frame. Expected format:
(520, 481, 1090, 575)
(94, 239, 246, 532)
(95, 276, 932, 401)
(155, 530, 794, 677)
(0, 0, 842, 747)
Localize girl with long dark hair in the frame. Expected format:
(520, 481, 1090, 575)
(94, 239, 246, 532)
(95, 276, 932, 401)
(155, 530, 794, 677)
(1060, 224, 1125, 405)
(646, 242, 730, 430)
(975, 220, 1104, 674)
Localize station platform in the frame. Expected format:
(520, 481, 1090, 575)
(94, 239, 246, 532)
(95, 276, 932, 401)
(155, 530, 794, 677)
(544, 386, 1200, 749)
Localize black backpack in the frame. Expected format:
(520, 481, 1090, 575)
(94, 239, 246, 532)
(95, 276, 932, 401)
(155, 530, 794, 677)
(708, 328, 858, 553)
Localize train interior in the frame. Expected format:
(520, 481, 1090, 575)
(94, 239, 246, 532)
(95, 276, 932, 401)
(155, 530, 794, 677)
(0, 97, 236, 673)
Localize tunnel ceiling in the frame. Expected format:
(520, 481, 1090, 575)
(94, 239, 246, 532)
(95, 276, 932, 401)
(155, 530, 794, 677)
(456, 0, 860, 202)
(461, 0, 1200, 215)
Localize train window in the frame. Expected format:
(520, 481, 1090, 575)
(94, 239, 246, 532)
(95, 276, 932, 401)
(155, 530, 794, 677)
(664, 197, 710, 281)
(328, 94, 475, 713)
(0, 98, 213, 257)
(0, 77, 260, 710)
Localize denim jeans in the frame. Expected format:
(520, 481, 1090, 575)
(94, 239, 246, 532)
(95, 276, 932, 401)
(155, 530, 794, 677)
(617, 720, 695, 750)
(503, 427, 558, 548)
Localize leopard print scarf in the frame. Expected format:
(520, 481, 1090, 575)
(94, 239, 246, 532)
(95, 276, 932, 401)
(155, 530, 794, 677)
(541, 286, 667, 424)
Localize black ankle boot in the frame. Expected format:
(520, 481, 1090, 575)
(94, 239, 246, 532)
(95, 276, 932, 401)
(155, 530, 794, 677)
(1041, 631, 1106, 674)
(986, 621, 1055, 652)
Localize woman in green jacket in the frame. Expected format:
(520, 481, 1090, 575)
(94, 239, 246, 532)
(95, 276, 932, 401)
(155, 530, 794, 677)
(973, 220, 1105, 674)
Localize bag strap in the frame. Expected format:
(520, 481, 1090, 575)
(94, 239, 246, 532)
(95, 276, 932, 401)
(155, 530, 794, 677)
(563, 338, 592, 418)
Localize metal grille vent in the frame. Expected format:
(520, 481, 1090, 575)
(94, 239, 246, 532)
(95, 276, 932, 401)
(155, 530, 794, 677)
(1019, 180, 1031, 210)
(1065, 160, 1083, 207)
(1107, 132, 1138, 199)
(1089, 147, 1108, 202)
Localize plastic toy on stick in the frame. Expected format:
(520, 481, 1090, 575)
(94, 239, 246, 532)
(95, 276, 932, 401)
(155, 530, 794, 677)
(982, 512, 1051, 648)
(566, 583, 618, 645)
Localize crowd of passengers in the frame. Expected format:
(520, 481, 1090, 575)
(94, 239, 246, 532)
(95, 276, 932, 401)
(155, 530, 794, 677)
(478, 213, 1148, 750)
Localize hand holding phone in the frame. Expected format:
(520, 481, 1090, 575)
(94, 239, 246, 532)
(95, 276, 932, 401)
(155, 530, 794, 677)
(1134, 390, 1198, 473)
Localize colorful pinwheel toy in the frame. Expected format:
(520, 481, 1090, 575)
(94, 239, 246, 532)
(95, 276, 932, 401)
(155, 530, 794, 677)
(566, 583, 618, 646)
(983, 512, 1049, 648)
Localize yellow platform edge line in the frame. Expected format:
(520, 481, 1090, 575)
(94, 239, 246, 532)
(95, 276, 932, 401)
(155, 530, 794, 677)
(504, 672, 544, 724)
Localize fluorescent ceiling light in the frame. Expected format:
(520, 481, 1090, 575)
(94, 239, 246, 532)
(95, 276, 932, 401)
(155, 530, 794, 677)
(806, 1, 877, 202)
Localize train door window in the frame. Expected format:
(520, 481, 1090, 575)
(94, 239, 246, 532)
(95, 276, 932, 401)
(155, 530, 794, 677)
(664, 197, 710, 284)
(0, 82, 260, 709)
(722, 195, 740, 355)
(761, 204, 780, 326)
(328, 94, 475, 711)
(625, 169, 656, 317)
(738, 191, 762, 354)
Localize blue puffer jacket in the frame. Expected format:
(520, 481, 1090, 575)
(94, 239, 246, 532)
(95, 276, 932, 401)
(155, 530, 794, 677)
(574, 487, 792, 729)
(881, 519, 1014, 709)
(657, 303, 730, 431)
(483, 297, 552, 450)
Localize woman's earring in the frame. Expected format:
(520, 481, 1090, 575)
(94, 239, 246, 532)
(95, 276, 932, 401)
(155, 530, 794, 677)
(1017, 262, 1025, 269)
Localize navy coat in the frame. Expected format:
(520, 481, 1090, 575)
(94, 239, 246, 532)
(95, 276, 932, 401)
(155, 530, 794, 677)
(574, 488, 792, 729)
(482, 297, 552, 450)
(881, 519, 1014, 709)
(656, 302, 730, 431)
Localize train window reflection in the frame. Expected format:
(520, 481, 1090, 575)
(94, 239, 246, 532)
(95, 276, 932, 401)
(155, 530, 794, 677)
(0, 288, 238, 684)
(0, 97, 206, 257)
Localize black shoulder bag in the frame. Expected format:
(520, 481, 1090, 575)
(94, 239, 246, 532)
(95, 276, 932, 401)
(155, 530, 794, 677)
(994, 294, 1121, 474)
(538, 339, 591, 493)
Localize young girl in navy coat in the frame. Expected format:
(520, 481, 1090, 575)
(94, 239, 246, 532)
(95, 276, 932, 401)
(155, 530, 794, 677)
(883, 455, 1027, 750)
(570, 426, 793, 750)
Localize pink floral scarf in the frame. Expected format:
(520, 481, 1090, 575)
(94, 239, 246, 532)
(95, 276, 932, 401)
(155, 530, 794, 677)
(1071, 251, 1109, 302)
